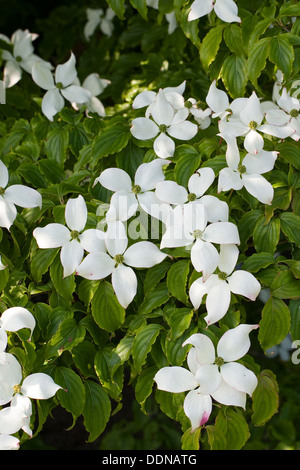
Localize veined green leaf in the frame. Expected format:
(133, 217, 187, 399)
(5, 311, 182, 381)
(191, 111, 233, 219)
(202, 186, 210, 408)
(251, 370, 279, 426)
(91, 281, 126, 332)
(83, 380, 111, 442)
(259, 297, 291, 351)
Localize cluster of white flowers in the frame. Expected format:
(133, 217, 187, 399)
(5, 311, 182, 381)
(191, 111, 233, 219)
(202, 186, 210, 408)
(0, 307, 62, 450)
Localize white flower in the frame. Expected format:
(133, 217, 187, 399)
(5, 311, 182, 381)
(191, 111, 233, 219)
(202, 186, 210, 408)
(0, 433, 20, 450)
(33, 195, 104, 278)
(218, 149, 278, 205)
(72, 73, 110, 117)
(131, 89, 198, 158)
(154, 324, 258, 431)
(160, 201, 240, 280)
(31, 52, 91, 121)
(189, 244, 261, 325)
(75, 220, 167, 308)
(95, 160, 172, 223)
(1, 29, 53, 88)
(205, 80, 231, 120)
(84, 7, 115, 41)
(0, 159, 42, 230)
(132, 81, 186, 112)
(0, 306, 36, 352)
(188, 0, 241, 23)
(264, 88, 300, 141)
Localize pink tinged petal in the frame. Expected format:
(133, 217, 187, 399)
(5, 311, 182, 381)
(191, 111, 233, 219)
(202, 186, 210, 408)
(96, 168, 132, 192)
(168, 120, 198, 141)
(31, 61, 55, 90)
(211, 378, 246, 408)
(0, 352, 22, 387)
(242, 173, 274, 205)
(132, 90, 156, 109)
(4, 185, 42, 209)
(153, 132, 175, 159)
(182, 333, 216, 365)
(55, 52, 77, 88)
(188, 168, 215, 197)
(124, 241, 166, 268)
(0, 329, 7, 353)
(0, 434, 20, 450)
(79, 228, 106, 253)
(206, 80, 229, 115)
(61, 85, 91, 104)
(240, 92, 263, 126)
(218, 243, 239, 275)
(105, 190, 138, 222)
(198, 195, 229, 223)
(191, 239, 219, 280)
(21, 372, 62, 399)
(217, 324, 259, 362)
(221, 362, 258, 396)
(243, 129, 264, 154)
(184, 390, 212, 431)
(205, 280, 231, 326)
(214, 0, 241, 23)
(111, 264, 137, 308)
(75, 252, 115, 280)
(243, 150, 278, 175)
(41, 88, 65, 121)
(0, 196, 17, 229)
(0, 407, 27, 435)
(203, 221, 240, 245)
(134, 159, 170, 192)
(188, 0, 214, 21)
(227, 270, 261, 301)
(33, 223, 70, 248)
(131, 117, 159, 141)
(0, 160, 9, 188)
(218, 167, 243, 193)
(0, 307, 35, 339)
(151, 89, 175, 126)
(60, 239, 84, 278)
(105, 220, 128, 257)
(195, 364, 221, 395)
(65, 195, 87, 232)
(154, 366, 198, 393)
(155, 180, 188, 205)
(189, 277, 209, 310)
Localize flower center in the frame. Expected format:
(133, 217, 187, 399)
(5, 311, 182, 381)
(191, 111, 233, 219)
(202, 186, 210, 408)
(132, 184, 141, 195)
(15, 56, 22, 62)
(114, 254, 124, 267)
(185, 100, 193, 109)
(214, 356, 225, 367)
(290, 109, 299, 118)
(159, 124, 168, 133)
(56, 82, 64, 90)
(249, 120, 258, 129)
(218, 271, 228, 280)
(70, 230, 80, 240)
(192, 229, 203, 239)
(238, 164, 247, 174)
(188, 192, 197, 202)
(13, 384, 21, 394)
(0, 186, 5, 195)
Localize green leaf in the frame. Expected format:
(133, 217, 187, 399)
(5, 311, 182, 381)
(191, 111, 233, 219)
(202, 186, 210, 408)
(242, 252, 275, 273)
(253, 216, 281, 254)
(45, 318, 86, 359)
(279, 2, 300, 17)
(237, 210, 263, 251)
(129, 0, 148, 19)
(138, 282, 170, 315)
(91, 281, 126, 332)
(247, 38, 270, 87)
(180, 5, 201, 49)
(91, 117, 131, 162)
(166, 259, 190, 305)
(276, 141, 300, 170)
(83, 380, 111, 442)
(223, 24, 245, 56)
(55, 366, 85, 420)
(258, 297, 291, 351)
(199, 25, 225, 71)
(270, 269, 300, 299)
(132, 323, 162, 373)
(221, 54, 248, 98)
(251, 370, 279, 426)
(143, 259, 172, 292)
(135, 366, 157, 411)
(181, 427, 201, 450)
(106, 0, 126, 18)
(269, 36, 294, 77)
(280, 212, 300, 247)
(290, 299, 300, 341)
(166, 307, 194, 340)
(213, 407, 250, 450)
(206, 424, 227, 450)
(50, 254, 76, 301)
(44, 127, 69, 166)
(174, 145, 201, 187)
(31, 248, 59, 282)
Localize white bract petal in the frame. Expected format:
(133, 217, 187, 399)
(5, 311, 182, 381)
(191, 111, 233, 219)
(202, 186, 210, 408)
(79, 229, 106, 253)
(217, 324, 259, 362)
(65, 195, 87, 232)
(214, 0, 241, 23)
(33, 223, 70, 248)
(227, 269, 261, 301)
(61, 85, 91, 104)
(0, 407, 27, 435)
(205, 280, 231, 325)
(55, 52, 77, 88)
(0, 196, 17, 229)
(155, 180, 188, 205)
(0, 307, 35, 339)
(154, 366, 199, 393)
(182, 333, 216, 365)
(21, 373, 62, 400)
(41, 88, 65, 121)
(211, 379, 246, 408)
(206, 80, 229, 117)
(183, 390, 212, 430)
(195, 364, 221, 395)
(0, 434, 20, 450)
(131, 117, 159, 141)
(153, 132, 175, 159)
(188, 168, 215, 197)
(0, 160, 9, 188)
(32, 61, 55, 90)
(124, 241, 166, 268)
(221, 362, 258, 396)
(242, 173, 274, 205)
(4, 184, 42, 209)
(134, 159, 170, 192)
(60, 239, 84, 278)
(75, 252, 115, 280)
(188, 0, 214, 21)
(97, 168, 132, 192)
(203, 221, 240, 245)
(111, 264, 137, 308)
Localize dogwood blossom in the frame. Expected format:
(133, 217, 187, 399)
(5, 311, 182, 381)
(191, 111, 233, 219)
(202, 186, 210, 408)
(218, 149, 278, 205)
(132, 81, 186, 112)
(95, 159, 171, 223)
(131, 89, 198, 158)
(154, 324, 258, 430)
(75, 220, 166, 308)
(188, 0, 241, 23)
(31, 52, 91, 121)
(0, 159, 42, 230)
(72, 73, 110, 117)
(264, 87, 300, 141)
(160, 201, 240, 280)
(189, 244, 261, 325)
(84, 7, 115, 41)
(33, 195, 104, 277)
(0, 29, 52, 88)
